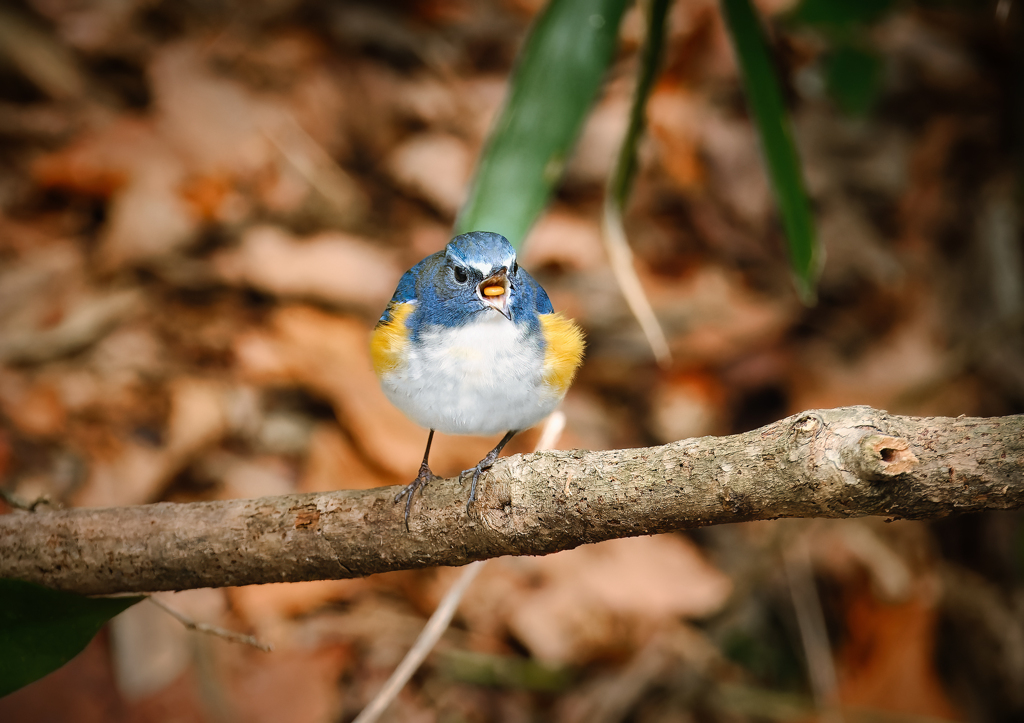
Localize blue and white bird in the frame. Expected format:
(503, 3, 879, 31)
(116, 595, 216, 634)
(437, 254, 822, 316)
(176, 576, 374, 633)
(371, 231, 585, 525)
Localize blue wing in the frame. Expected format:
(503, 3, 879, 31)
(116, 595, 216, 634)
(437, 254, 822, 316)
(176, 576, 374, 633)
(376, 263, 421, 327)
(516, 268, 553, 316)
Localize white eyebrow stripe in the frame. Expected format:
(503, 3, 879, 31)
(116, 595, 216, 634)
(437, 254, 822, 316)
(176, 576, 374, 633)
(446, 246, 517, 276)
(467, 259, 494, 275)
(445, 248, 467, 267)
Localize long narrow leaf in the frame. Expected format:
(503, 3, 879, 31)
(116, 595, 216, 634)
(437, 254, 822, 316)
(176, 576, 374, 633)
(609, 0, 671, 206)
(721, 0, 820, 302)
(455, 0, 630, 248)
(604, 0, 673, 367)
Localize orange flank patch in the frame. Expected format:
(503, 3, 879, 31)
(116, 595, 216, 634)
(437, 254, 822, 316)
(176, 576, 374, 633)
(370, 302, 415, 375)
(539, 313, 585, 396)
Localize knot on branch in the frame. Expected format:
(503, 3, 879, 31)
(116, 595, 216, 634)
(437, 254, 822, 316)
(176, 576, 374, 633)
(792, 412, 824, 439)
(788, 409, 919, 488)
(846, 433, 919, 481)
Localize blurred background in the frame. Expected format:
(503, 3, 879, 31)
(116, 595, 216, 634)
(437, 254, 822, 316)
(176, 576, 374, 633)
(0, 0, 1022, 721)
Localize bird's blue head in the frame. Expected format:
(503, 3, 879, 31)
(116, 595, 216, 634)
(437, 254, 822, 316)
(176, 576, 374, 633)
(444, 231, 517, 279)
(416, 231, 547, 329)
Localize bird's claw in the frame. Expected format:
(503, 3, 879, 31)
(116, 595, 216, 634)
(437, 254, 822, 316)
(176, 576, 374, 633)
(460, 463, 491, 512)
(395, 467, 439, 530)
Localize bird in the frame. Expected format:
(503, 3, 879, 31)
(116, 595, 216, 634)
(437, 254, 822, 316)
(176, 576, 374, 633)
(370, 230, 585, 527)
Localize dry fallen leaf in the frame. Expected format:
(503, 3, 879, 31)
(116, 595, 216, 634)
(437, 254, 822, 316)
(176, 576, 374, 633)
(386, 132, 472, 216)
(647, 86, 707, 193)
(299, 422, 395, 492)
(790, 299, 952, 414)
(229, 579, 369, 637)
(225, 646, 348, 723)
(33, 118, 200, 270)
(32, 117, 149, 198)
(213, 225, 401, 310)
(72, 375, 233, 507)
(0, 239, 85, 331)
(234, 305, 426, 476)
(446, 534, 732, 666)
(522, 210, 607, 271)
(0, 287, 142, 366)
(0, 374, 66, 437)
(165, 377, 229, 458)
(837, 585, 961, 721)
(73, 439, 168, 508)
(110, 589, 228, 700)
(564, 86, 630, 187)
(649, 371, 726, 443)
(149, 42, 278, 177)
(98, 169, 199, 271)
(210, 453, 295, 500)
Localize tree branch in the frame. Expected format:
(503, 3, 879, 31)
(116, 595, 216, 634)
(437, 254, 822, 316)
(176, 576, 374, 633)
(2, 406, 1022, 596)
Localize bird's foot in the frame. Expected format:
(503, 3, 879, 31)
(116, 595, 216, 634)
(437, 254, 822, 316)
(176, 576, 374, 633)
(460, 456, 498, 513)
(395, 464, 440, 529)
(460, 430, 517, 513)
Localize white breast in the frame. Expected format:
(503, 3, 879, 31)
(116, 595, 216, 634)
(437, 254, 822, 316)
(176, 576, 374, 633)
(379, 314, 560, 436)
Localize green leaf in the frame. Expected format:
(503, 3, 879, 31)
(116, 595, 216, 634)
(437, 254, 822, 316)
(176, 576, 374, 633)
(788, 0, 895, 30)
(720, 0, 820, 302)
(0, 578, 143, 697)
(602, 0, 674, 367)
(609, 0, 671, 208)
(455, 0, 630, 249)
(825, 43, 884, 116)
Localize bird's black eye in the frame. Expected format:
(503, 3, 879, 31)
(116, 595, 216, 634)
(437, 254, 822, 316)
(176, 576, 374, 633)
(511, 260, 518, 275)
(453, 266, 468, 284)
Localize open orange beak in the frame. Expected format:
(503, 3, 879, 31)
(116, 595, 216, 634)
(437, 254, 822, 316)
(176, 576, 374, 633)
(477, 267, 511, 319)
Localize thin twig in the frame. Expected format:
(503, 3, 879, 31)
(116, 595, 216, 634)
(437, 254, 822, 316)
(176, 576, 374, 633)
(351, 559, 486, 723)
(783, 533, 843, 723)
(262, 112, 364, 219)
(601, 0, 673, 369)
(601, 202, 673, 368)
(148, 596, 274, 653)
(352, 411, 567, 723)
(534, 408, 567, 451)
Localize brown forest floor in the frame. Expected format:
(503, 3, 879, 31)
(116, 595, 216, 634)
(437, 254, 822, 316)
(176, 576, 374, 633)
(0, 1, 1022, 721)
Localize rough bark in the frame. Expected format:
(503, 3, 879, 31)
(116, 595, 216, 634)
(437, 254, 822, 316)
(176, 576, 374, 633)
(1, 406, 1022, 596)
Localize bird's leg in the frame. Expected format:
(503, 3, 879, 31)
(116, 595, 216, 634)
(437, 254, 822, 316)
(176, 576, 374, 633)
(462, 430, 518, 511)
(395, 429, 440, 529)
